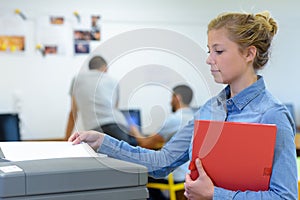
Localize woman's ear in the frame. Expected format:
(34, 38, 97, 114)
(245, 45, 257, 63)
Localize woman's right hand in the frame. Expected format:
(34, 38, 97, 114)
(68, 130, 105, 151)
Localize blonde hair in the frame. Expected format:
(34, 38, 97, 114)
(208, 11, 278, 70)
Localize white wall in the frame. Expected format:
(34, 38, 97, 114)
(0, 0, 299, 139)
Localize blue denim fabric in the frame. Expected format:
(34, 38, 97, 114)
(99, 76, 297, 199)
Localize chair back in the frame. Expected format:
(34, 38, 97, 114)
(147, 173, 185, 200)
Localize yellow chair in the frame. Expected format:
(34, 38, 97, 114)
(298, 181, 300, 200)
(297, 157, 300, 200)
(147, 173, 185, 200)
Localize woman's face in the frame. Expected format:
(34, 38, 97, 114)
(206, 28, 250, 85)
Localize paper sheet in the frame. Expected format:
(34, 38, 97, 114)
(0, 141, 106, 161)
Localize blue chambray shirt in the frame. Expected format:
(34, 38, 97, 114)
(99, 76, 297, 199)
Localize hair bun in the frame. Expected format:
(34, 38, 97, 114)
(255, 11, 278, 37)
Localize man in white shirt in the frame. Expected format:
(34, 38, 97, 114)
(65, 56, 137, 146)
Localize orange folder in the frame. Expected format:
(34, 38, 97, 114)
(189, 120, 277, 191)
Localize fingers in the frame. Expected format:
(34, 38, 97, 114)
(184, 159, 213, 200)
(129, 125, 140, 137)
(184, 188, 189, 199)
(130, 125, 137, 132)
(184, 174, 192, 199)
(69, 132, 85, 144)
(195, 158, 207, 177)
(184, 182, 189, 198)
(68, 132, 79, 142)
(185, 172, 192, 182)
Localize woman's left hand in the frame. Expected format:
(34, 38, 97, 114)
(184, 158, 214, 200)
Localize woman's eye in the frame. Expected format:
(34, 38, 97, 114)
(215, 50, 223, 55)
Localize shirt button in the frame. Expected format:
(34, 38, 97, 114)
(227, 100, 233, 105)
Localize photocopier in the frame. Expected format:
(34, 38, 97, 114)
(0, 157, 148, 200)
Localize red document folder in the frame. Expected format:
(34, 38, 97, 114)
(189, 120, 277, 191)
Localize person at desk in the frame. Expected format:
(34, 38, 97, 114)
(130, 84, 194, 200)
(65, 55, 137, 146)
(69, 11, 297, 199)
(130, 84, 194, 150)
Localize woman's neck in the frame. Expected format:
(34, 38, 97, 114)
(229, 74, 257, 98)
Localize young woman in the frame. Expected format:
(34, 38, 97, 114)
(69, 11, 297, 199)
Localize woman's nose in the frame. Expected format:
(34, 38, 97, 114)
(206, 54, 213, 65)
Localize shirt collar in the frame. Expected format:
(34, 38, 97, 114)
(217, 75, 266, 110)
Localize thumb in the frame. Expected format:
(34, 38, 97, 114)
(196, 158, 207, 177)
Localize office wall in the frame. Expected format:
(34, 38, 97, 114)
(0, 0, 299, 139)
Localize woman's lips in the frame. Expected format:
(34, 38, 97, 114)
(211, 69, 220, 73)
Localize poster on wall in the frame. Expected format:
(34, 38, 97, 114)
(35, 15, 71, 56)
(44, 45, 58, 55)
(91, 15, 101, 41)
(0, 36, 25, 52)
(50, 16, 64, 25)
(74, 42, 90, 54)
(73, 15, 101, 55)
(0, 16, 27, 54)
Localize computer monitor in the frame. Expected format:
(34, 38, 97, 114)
(121, 109, 142, 129)
(0, 113, 21, 141)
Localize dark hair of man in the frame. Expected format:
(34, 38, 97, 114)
(88, 56, 107, 70)
(173, 85, 193, 105)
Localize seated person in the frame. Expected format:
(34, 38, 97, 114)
(130, 84, 195, 200)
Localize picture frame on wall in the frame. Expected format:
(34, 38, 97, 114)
(0, 35, 25, 53)
(74, 42, 90, 54)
